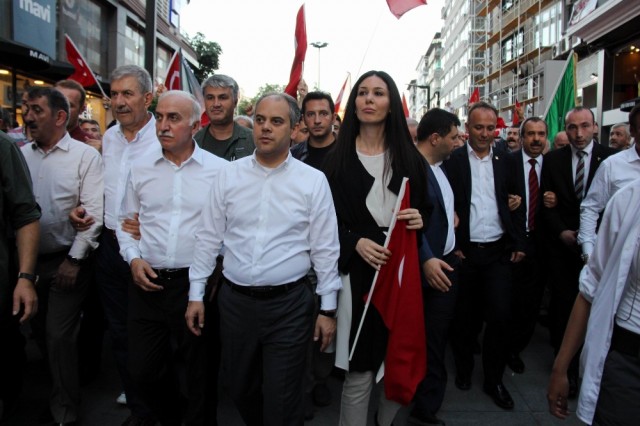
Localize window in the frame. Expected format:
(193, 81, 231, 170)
(125, 22, 145, 67)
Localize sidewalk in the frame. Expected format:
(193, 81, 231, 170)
(2, 325, 584, 425)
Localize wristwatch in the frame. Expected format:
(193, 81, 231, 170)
(580, 253, 589, 264)
(66, 255, 85, 266)
(319, 309, 337, 318)
(18, 272, 39, 284)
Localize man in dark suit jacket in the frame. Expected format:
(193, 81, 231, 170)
(505, 117, 548, 375)
(443, 101, 526, 411)
(540, 106, 616, 396)
(410, 108, 461, 426)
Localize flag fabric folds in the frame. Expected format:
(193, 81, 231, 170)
(513, 99, 521, 126)
(334, 73, 350, 115)
(402, 94, 410, 118)
(368, 179, 426, 406)
(65, 34, 105, 96)
(468, 87, 480, 104)
(544, 52, 577, 146)
(386, 0, 427, 19)
(284, 4, 308, 98)
(164, 50, 182, 91)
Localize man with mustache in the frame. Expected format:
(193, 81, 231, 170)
(194, 74, 254, 161)
(70, 65, 157, 426)
(505, 126, 521, 152)
(21, 87, 103, 426)
(117, 91, 226, 425)
(504, 118, 547, 375)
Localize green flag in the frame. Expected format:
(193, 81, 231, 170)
(544, 53, 577, 148)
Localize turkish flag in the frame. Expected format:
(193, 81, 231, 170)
(334, 73, 349, 114)
(369, 179, 426, 405)
(386, 0, 427, 19)
(284, 4, 307, 97)
(469, 87, 480, 104)
(497, 117, 507, 129)
(65, 35, 101, 88)
(402, 93, 410, 118)
(164, 51, 182, 91)
(513, 99, 521, 126)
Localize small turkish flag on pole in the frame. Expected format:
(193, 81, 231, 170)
(65, 34, 106, 97)
(402, 93, 410, 118)
(334, 73, 350, 115)
(468, 87, 480, 104)
(284, 4, 308, 98)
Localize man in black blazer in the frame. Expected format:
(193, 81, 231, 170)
(410, 108, 461, 426)
(443, 101, 526, 410)
(505, 117, 548, 374)
(540, 107, 616, 396)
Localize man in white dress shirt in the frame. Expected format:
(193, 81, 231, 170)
(117, 91, 226, 426)
(22, 87, 103, 426)
(578, 104, 640, 259)
(70, 65, 157, 425)
(548, 176, 640, 425)
(186, 93, 342, 426)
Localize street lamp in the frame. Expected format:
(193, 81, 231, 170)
(310, 41, 328, 89)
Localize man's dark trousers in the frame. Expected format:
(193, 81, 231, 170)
(219, 278, 314, 426)
(413, 252, 460, 416)
(451, 241, 512, 387)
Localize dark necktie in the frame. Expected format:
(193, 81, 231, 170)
(575, 151, 586, 201)
(528, 158, 539, 231)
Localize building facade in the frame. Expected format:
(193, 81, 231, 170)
(0, 0, 197, 129)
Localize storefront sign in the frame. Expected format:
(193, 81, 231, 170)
(13, 0, 57, 58)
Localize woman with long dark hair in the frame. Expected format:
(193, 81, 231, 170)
(324, 70, 429, 426)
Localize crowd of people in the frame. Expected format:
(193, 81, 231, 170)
(1, 63, 640, 426)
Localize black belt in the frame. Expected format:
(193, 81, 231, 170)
(611, 324, 640, 358)
(225, 277, 306, 299)
(152, 268, 189, 280)
(468, 238, 504, 249)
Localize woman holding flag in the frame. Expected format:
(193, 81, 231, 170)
(323, 70, 429, 426)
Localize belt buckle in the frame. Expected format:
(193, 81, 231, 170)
(477, 242, 486, 249)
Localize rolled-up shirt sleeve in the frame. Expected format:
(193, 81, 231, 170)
(309, 175, 342, 311)
(188, 169, 226, 301)
(578, 163, 610, 256)
(69, 149, 104, 259)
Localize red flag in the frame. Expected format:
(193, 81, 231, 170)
(513, 99, 521, 126)
(65, 34, 105, 96)
(334, 73, 349, 114)
(164, 50, 182, 91)
(369, 180, 426, 405)
(497, 117, 507, 129)
(284, 5, 308, 97)
(468, 87, 480, 104)
(386, 0, 427, 19)
(402, 94, 410, 118)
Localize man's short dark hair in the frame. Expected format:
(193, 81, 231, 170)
(417, 108, 461, 142)
(0, 107, 12, 130)
(468, 101, 498, 119)
(80, 118, 100, 127)
(565, 106, 595, 123)
(27, 87, 70, 126)
(629, 103, 640, 133)
(55, 79, 86, 108)
(301, 91, 335, 115)
(519, 117, 548, 137)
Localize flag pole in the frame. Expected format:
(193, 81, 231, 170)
(349, 177, 408, 361)
(542, 51, 576, 119)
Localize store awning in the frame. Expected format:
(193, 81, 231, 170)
(0, 38, 51, 72)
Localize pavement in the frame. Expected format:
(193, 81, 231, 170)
(2, 324, 585, 426)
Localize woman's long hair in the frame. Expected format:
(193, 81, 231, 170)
(325, 70, 427, 201)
